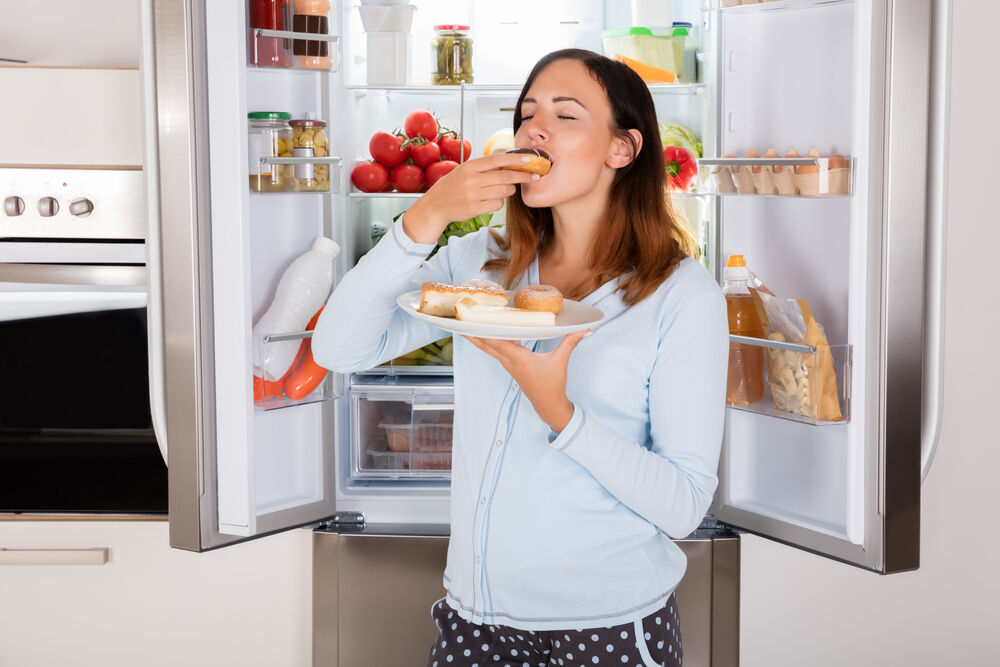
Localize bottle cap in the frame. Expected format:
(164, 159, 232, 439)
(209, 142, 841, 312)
(313, 236, 341, 258)
(724, 254, 749, 282)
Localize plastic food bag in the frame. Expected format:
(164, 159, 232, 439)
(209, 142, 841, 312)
(749, 288, 843, 422)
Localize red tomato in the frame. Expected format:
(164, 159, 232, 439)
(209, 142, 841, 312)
(404, 110, 438, 141)
(351, 161, 389, 193)
(389, 163, 425, 193)
(409, 140, 441, 168)
(369, 131, 410, 167)
(439, 133, 472, 163)
(425, 160, 458, 187)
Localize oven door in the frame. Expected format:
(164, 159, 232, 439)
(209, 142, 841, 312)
(0, 262, 167, 515)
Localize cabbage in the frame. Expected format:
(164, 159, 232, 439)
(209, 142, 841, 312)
(658, 121, 703, 159)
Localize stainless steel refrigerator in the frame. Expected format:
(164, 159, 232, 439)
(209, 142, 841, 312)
(142, 0, 949, 665)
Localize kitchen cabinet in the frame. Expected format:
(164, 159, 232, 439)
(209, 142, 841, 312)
(0, 520, 312, 667)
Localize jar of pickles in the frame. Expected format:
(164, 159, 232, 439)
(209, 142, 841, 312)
(431, 25, 473, 85)
(248, 111, 293, 192)
(289, 117, 330, 191)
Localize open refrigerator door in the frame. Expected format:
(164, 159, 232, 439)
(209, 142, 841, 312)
(705, 0, 940, 574)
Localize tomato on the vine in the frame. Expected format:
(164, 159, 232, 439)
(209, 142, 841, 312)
(425, 160, 458, 187)
(409, 140, 441, 168)
(404, 110, 438, 141)
(351, 161, 389, 193)
(389, 163, 425, 193)
(439, 133, 472, 163)
(369, 131, 410, 167)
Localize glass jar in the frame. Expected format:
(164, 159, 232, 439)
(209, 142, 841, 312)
(248, 112, 293, 192)
(431, 25, 473, 85)
(291, 0, 332, 70)
(290, 118, 330, 191)
(248, 0, 291, 68)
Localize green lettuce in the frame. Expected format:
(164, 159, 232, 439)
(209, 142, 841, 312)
(658, 121, 703, 159)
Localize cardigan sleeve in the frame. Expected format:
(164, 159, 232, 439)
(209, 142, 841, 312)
(548, 287, 729, 538)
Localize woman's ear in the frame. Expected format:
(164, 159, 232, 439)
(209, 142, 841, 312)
(606, 129, 644, 168)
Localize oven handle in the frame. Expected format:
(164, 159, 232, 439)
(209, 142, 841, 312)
(0, 263, 145, 287)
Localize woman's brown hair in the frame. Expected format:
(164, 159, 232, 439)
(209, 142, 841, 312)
(483, 48, 697, 306)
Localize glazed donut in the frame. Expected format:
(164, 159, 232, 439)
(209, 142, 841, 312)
(504, 148, 552, 176)
(513, 284, 563, 314)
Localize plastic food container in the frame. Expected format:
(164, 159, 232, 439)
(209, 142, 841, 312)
(366, 31, 408, 85)
(432, 25, 473, 85)
(601, 27, 676, 74)
(248, 111, 293, 192)
(380, 422, 453, 452)
(289, 118, 330, 191)
(359, 4, 415, 32)
(368, 449, 452, 470)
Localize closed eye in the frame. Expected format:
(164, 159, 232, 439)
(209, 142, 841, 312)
(557, 116, 576, 120)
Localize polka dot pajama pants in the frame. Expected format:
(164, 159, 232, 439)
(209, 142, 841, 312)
(426, 593, 682, 667)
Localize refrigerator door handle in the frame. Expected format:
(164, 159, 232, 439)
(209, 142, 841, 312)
(921, 0, 952, 485)
(140, 0, 168, 464)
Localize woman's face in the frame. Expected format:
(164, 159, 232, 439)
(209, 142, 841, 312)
(516, 58, 618, 209)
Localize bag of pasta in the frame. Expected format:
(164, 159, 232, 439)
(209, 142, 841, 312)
(749, 288, 843, 422)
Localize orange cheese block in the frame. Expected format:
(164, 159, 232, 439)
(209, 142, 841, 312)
(613, 54, 677, 84)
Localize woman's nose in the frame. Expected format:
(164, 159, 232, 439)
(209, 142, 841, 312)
(526, 124, 549, 142)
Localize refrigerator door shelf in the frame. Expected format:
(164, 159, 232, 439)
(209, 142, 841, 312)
(699, 157, 854, 197)
(247, 28, 341, 74)
(726, 336, 852, 426)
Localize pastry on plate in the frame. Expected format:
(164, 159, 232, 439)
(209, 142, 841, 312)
(419, 279, 508, 317)
(455, 297, 556, 326)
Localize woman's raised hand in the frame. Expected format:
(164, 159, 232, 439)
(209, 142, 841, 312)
(401, 154, 539, 244)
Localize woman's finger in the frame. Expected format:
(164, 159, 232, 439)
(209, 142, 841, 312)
(554, 330, 592, 362)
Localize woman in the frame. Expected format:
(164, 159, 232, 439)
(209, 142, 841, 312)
(313, 49, 728, 667)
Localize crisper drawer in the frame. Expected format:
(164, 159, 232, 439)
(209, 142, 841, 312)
(349, 378, 454, 481)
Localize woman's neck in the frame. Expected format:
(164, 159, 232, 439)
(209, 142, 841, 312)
(539, 191, 608, 297)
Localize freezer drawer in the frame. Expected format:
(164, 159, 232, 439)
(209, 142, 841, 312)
(312, 524, 739, 667)
(349, 378, 455, 481)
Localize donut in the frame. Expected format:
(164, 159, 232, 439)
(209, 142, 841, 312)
(513, 284, 563, 314)
(504, 148, 552, 176)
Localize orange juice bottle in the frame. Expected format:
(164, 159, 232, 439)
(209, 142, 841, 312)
(724, 254, 765, 404)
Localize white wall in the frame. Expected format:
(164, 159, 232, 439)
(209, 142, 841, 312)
(739, 2, 1000, 665)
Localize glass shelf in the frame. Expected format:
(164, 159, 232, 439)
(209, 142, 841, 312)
(703, 0, 851, 12)
(726, 334, 851, 425)
(348, 191, 424, 200)
(344, 82, 707, 96)
(698, 156, 853, 197)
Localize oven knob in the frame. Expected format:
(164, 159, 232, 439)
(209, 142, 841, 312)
(3, 196, 25, 216)
(38, 196, 59, 217)
(69, 197, 94, 217)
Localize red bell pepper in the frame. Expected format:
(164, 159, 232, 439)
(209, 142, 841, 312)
(663, 145, 698, 191)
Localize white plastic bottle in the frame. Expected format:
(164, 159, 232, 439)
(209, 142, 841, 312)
(253, 236, 340, 381)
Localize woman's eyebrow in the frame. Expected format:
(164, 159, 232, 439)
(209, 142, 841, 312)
(520, 96, 587, 109)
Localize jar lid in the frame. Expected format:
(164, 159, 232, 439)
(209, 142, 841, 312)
(290, 118, 328, 127)
(601, 27, 655, 38)
(248, 111, 292, 120)
(434, 24, 470, 31)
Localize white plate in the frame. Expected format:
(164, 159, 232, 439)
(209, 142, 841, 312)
(397, 290, 604, 341)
